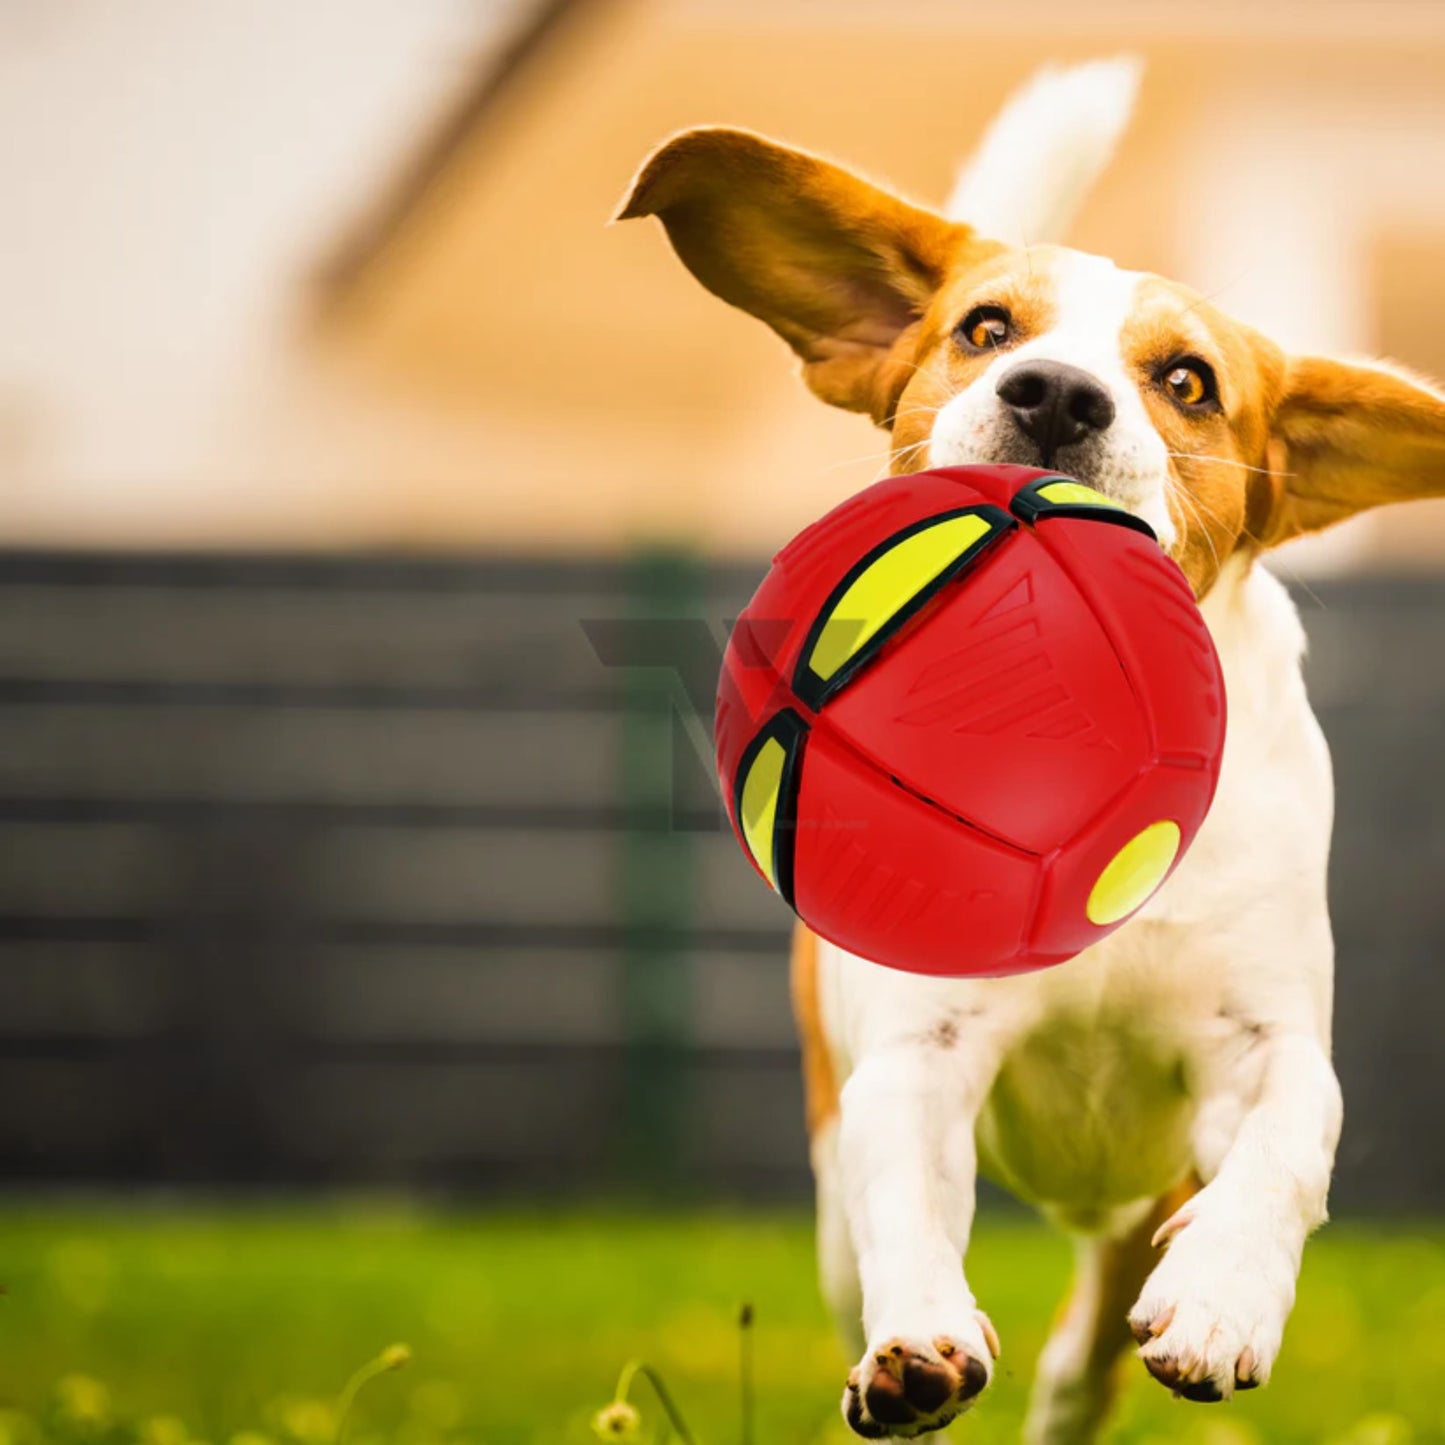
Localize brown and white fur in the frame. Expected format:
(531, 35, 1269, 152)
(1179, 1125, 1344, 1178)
(619, 60, 1445, 1442)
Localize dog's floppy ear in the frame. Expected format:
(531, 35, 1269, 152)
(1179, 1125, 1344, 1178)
(1253, 355, 1445, 547)
(617, 127, 987, 423)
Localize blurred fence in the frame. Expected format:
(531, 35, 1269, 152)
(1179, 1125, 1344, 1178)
(0, 549, 1441, 1211)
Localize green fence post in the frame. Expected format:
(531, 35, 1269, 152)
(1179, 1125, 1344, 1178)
(617, 549, 706, 1189)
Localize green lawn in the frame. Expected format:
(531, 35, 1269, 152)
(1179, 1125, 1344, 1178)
(1, 1205, 1443, 1445)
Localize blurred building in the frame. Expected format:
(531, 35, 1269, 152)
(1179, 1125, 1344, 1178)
(7, 0, 1445, 562)
(1, 0, 1444, 1206)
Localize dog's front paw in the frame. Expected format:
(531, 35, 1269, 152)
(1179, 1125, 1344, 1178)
(841, 1318, 999, 1439)
(1128, 1196, 1295, 1402)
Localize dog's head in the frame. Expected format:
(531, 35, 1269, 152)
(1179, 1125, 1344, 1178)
(619, 126, 1445, 595)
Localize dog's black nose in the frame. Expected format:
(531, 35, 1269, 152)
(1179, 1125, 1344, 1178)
(997, 360, 1115, 464)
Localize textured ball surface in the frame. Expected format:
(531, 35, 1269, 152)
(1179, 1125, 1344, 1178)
(716, 465, 1227, 977)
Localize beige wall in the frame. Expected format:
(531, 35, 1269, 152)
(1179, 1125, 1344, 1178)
(6, 0, 1445, 565)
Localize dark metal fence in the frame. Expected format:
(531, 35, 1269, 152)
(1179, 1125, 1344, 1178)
(0, 550, 1440, 1210)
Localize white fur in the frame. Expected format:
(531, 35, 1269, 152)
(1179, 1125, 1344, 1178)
(945, 58, 1144, 242)
(927, 249, 1178, 546)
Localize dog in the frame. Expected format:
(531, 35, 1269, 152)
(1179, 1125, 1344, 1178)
(619, 59, 1445, 1442)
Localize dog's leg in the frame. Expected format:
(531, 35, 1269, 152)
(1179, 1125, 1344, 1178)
(813, 1117, 866, 1357)
(792, 928, 865, 1354)
(1023, 1183, 1196, 1445)
(836, 1044, 1000, 1440)
(1128, 1030, 1342, 1401)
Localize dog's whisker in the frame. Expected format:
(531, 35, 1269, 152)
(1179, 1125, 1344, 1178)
(887, 357, 940, 381)
(887, 430, 944, 458)
(1166, 476, 1221, 574)
(818, 432, 936, 478)
(817, 392, 960, 477)
(1171, 264, 1255, 323)
(889, 394, 967, 431)
(890, 436, 934, 459)
(1166, 449, 1293, 479)
(1170, 479, 1231, 533)
(819, 447, 898, 475)
(879, 438, 936, 478)
(1236, 527, 1328, 612)
(1168, 474, 1327, 612)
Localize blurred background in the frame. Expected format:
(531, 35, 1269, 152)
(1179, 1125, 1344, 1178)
(3, 1, 1445, 1441)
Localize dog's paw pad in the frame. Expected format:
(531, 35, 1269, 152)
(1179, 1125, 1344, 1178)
(841, 1334, 993, 1439)
(1138, 1353, 1220, 1402)
(843, 1376, 889, 1440)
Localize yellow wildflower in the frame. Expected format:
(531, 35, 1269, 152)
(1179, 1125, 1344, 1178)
(140, 1418, 188, 1445)
(590, 1400, 641, 1440)
(278, 1399, 336, 1445)
(54, 1377, 110, 1428)
(0, 1410, 38, 1445)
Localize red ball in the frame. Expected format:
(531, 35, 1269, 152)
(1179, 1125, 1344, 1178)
(715, 465, 1226, 977)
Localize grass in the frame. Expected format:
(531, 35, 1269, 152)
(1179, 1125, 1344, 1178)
(1, 1204, 1444, 1444)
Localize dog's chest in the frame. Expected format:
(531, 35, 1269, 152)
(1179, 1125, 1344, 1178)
(970, 922, 1262, 1215)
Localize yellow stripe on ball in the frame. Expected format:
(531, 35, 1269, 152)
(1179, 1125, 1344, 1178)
(1086, 819, 1181, 926)
(1037, 480, 1123, 510)
(739, 735, 788, 889)
(807, 512, 994, 683)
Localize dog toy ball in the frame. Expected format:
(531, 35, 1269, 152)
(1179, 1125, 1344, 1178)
(715, 465, 1226, 977)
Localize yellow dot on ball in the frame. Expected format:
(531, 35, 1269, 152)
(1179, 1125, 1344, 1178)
(1086, 820, 1181, 926)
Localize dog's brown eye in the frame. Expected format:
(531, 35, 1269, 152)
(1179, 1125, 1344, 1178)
(957, 306, 1012, 353)
(1161, 358, 1217, 410)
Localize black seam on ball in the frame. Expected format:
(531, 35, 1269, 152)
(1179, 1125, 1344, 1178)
(1009, 475, 1159, 541)
(732, 708, 808, 910)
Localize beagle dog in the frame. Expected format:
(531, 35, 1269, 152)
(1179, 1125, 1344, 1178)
(619, 60, 1445, 1442)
